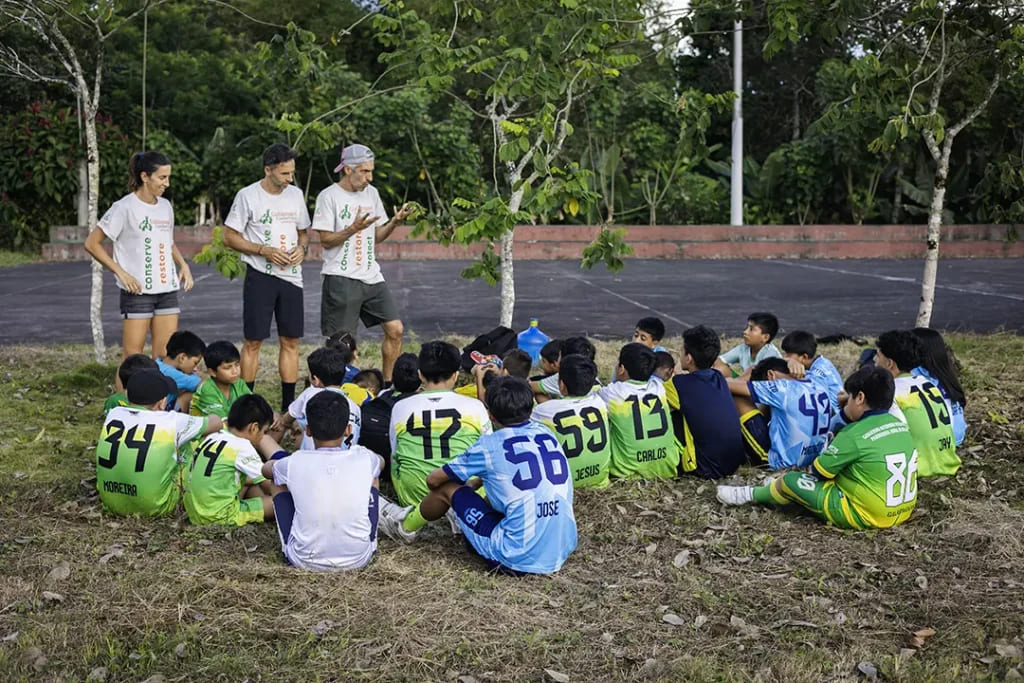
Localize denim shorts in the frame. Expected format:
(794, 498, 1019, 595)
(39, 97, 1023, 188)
(119, 289, 180, 319)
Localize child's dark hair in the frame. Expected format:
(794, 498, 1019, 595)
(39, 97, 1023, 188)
(501, 349, 532, 379)
(418, 341, 461, 383)
(911, 327, 966, 405)
(307, 347, 348, 386)
(654, 351, 675, 373)
(325, 330, 356, 365)
(203, 341, 241, 371)
(540, 339, 563, 365)
(128, 151, 171, 191)
(750, 357, 791, 381)
(263, 143, 298, 168)
(306, 390, 351, 441)
(781, 330, 817, 359)
(353, 369, 384, 394)
(166, 330, 206, 359)
(748, 312, 779, 341)
(392, 353, 421, 393)
(559, 354, 598, 397)
(118, 354, 158, 388)
(682, 325, 720, 370)
(561, 336, 596, 361)
(226, 394, 274, 431)
(636, 316, 666, 342)
(618, 342, 656, 380)
(484, 376, 534, 426)
(876, 330, 924, 373)
(843, 365, 895, 411)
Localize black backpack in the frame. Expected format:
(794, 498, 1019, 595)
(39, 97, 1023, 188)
(460, 325, 517, 372)
(359, 390, 408, 481)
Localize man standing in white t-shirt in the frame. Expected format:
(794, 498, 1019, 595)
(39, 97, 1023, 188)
(223, 144, 312, 411)
(313, 144, 412, 382)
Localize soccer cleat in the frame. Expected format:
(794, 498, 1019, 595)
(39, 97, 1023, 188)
(716, 485, 754, 506)
(445, 508, 463, 536)
(378, 498, 419, 544)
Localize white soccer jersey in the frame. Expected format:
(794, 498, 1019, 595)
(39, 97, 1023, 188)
(312, 183, 388, 283)
(99, 193, 178, 294)
(224, 181, 311, 286)
(288, 386, 362, 451)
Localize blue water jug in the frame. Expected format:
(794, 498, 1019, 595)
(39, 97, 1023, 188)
(517, 318, 550, 365)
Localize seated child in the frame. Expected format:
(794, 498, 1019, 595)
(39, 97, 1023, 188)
(532, 336, 599, 401)
(911, 327, 967, 446)
(359, 353, 421, 478)
(278, 348, 361, 451)
(530, 339, 563, 381)
(781, 330, 843, 408)
(633, 316, 668, 353)
(326, 329, 361, 383)
(342, 368, 384, 406)
(184, 394, 282, 526)
(874, 330, 959, 477)
(530, 354, 612, 489)
(157, 330, 206, 412)
(190, 341, 252, 418)
(262, 391, 383, 571)
(389, 341, 491, 506)
(714, 312, 781, 377)
(728, 357, 834, 469)
(379, 377, 577, 575)
(599, 343, 678, 480)
(653, 350, 679, 412)
(717, 365, 919, 530)
(97, 369, 221, 517)
(104, 354, 158, 414)
(670, 326, 745, 479)
(458, 348, 532, 401)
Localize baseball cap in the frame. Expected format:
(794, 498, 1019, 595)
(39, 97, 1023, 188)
(333, 144, 375, 173)
(126, 369, 176, 406)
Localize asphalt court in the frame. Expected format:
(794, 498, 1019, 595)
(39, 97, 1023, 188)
(0, 258, 1021, 346)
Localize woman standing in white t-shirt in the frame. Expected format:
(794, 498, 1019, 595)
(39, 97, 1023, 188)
(85, 151, 194, 362)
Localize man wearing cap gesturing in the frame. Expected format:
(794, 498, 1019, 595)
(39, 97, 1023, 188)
(313, 143, 412, 381)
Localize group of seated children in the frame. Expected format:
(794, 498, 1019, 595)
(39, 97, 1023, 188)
(95, 312, 966, 574)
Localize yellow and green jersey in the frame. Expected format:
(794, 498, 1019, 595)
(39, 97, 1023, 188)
(189, 378, 252, 419)
(96, 407, 207, 517)
(184, 430, 265, 525)
(388, 390, 491, 505)
(812, 410, 918, 528)
(103, 392, 129, 415)
(598, 378, 678, 480)
(531, 393, 611, 489)
(893, 374, 959, 477)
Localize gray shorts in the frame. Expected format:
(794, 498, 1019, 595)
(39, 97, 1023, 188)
(320, 275, 399, 336)
(120, 289, 180, 319)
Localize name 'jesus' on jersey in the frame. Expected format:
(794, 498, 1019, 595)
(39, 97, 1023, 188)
(531, 393, 611, 489)
(893, 374, 959, 477)
(598, 378, 678, 480)
(748, 378, 835, 469)
(390, 390, 491, 505)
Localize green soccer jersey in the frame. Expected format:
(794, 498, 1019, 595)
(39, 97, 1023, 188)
(531, 393, 611, 489)
(893, 374, 959, 477)
(189, 377, 252, 419)
(598, 378, 678, 480)
(812, 410, 918, 528)
(96, 406, 207, 517)
(103, 392, 129, 415)
(388, 390, 491, 505)
(184, 430, 265, 525)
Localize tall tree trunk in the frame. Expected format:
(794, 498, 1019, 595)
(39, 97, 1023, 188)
(499, 184, 526, 327)
(84, 105, 105, 362)
(916, 144, 950, 327)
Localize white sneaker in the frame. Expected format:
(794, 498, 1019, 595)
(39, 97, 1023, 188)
(378, 497, 419, 544)
(445, 508, 463, 536)
(716, 485, 754, 506)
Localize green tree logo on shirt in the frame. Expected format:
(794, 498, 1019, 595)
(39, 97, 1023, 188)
(139, 217, 153, 232)
(338, 205, 351, 222)
(260, 209, 273, 224)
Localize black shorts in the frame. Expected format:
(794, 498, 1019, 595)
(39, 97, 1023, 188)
(740, 409, 771, 466)
(120, 289, 180, 319)
(242, 265, 304, 340)
(320, 275, 400, 337)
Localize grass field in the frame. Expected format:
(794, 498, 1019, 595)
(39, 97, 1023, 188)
(0, 334, 1022, 682)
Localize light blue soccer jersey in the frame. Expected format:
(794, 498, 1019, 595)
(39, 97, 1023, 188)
(442, 422, 578, 574)
(806, 355, 844, 409)
(748, 379, 835, 469)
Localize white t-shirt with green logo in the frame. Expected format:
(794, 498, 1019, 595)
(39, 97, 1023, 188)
(312, 183, 388, 284)
(99, 193, 178, 294)
(224, 181, 311, 287)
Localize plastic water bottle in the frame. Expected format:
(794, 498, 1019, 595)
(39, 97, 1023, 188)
(517, 318, 549, 365)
